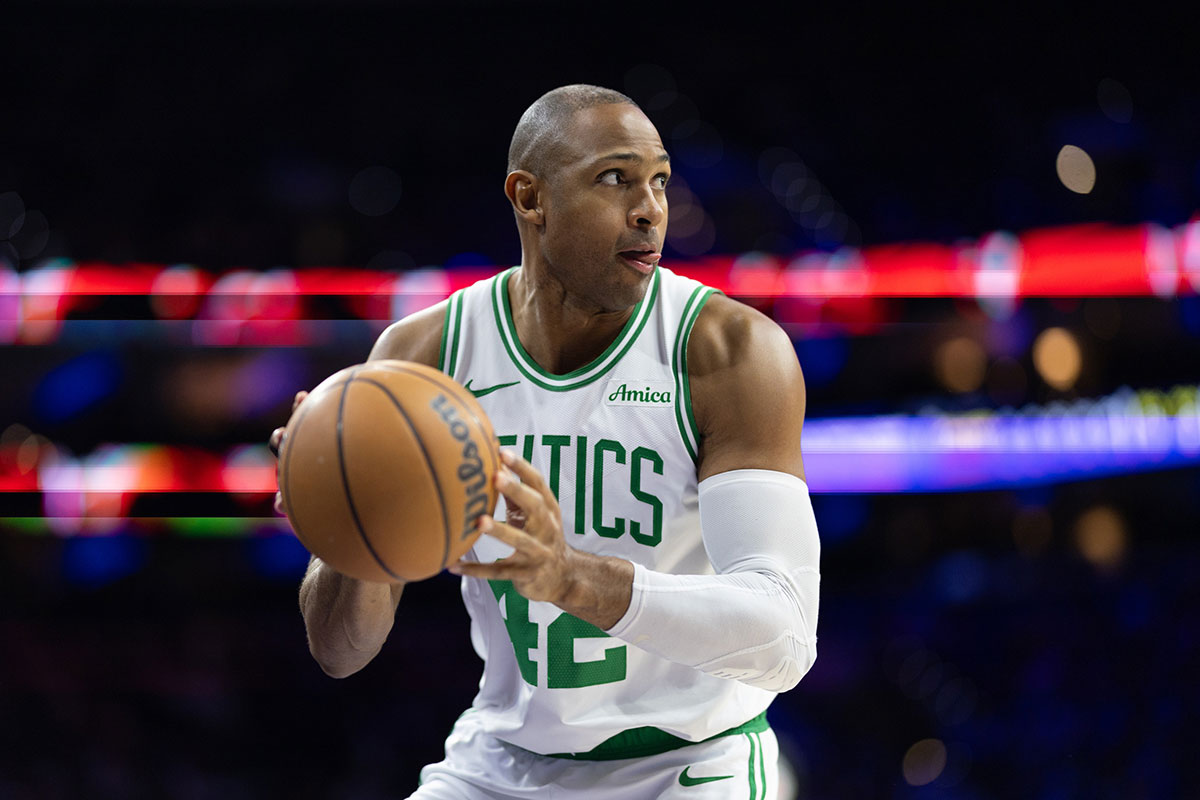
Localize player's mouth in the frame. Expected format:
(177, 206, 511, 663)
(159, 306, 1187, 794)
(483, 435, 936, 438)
(618, 250, 661, 275)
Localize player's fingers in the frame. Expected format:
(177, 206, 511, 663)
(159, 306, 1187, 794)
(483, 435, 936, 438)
(274, 492, 285, 515)
(449, 559, 511, 579)
(268, 427, 285, 457)
(499, 449, 557, 507)
(495, 469, 552, 524)
(478, 515, 539, 553)
(292, 390, 308, 412)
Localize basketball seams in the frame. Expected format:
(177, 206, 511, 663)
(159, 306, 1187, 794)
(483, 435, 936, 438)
(365, 362, 500, 532)
(280, 379, 348, 554)
(336, 371, 404, 581)
(351, 375, 456, 574)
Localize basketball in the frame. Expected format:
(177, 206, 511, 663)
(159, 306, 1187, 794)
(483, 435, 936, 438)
(277, 360, 500, 582)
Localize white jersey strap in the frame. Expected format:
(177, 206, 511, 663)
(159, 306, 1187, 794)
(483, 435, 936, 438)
(671, 284, 719, 462)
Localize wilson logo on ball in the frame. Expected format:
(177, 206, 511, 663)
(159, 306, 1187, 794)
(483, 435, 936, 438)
(431, 393, 491, 540)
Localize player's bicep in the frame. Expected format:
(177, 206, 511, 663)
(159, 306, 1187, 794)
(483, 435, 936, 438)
(689, 298, 806, 482)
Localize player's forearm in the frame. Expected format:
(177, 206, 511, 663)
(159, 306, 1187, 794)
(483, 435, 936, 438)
(299, 557, 403, 678)
(554, 548, 635, 632)
(606, 470, 821, 692)
(606, 564, 818, 691)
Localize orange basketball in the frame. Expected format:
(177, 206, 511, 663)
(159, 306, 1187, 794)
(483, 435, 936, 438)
(277, 360, 500, 582)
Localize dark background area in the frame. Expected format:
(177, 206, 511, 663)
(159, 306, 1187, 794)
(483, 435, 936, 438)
(2, 1, 1199, 798)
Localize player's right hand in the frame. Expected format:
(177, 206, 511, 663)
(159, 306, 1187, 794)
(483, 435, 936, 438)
(270, 390, 308, 515)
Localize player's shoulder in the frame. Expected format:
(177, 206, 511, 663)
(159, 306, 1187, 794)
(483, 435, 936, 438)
(686, 291, 796, 379)
(368, 300, 448, 369)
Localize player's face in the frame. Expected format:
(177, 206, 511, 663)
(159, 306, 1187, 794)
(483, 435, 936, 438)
(540, 104, 670, 312)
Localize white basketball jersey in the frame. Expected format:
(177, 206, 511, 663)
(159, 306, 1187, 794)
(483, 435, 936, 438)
(438, 266, 775, 757)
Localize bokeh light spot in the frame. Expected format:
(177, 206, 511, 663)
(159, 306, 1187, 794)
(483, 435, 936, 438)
(1056, 145, 1096, 194)
(150, 264, 204, 319)
(1073, 505, 1127, 571)
(1032, 327, 1082, 390)
(902, 738, 947, 786)
(934, 336, 987, 393)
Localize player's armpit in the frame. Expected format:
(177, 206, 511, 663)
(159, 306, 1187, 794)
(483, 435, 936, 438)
(686, 294, 806, 483)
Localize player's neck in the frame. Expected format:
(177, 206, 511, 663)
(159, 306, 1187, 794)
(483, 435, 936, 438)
(508, 267, 634, 376)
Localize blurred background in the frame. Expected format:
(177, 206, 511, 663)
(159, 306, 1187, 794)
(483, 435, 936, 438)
(2, 2, 1199, 798)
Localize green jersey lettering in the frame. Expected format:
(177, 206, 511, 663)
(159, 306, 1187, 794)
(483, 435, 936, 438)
(592, 439, 627, 539)
(547, 613, 627, 688)
(574, 435, 588, 535)
(630, 446, 664, 547)
(487, 579, 538, 686)
(541, 435, 571, 500)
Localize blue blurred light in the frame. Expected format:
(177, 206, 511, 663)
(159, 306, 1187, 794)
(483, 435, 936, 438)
(1117, 583, 1154, 633)
(62, 535, 146, 586)
(247, 533, 311, 579)
(811, 494, 868, 544)
(794, 335, 848, 388)
(232, 351, 307, 417)
(445, 252, 492, 269)
(1014, 486, 1054, 508)
(985, 307, 1034, 358)
(934, 551, 988, 604)
(1179, 296, 1200, 336)
(34, 351, 122, 423)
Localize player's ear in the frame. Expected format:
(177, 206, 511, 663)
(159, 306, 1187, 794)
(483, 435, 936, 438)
(504, 170, 544, 226)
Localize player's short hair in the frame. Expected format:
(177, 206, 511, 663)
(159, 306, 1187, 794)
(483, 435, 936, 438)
(507, 84, 640, 178)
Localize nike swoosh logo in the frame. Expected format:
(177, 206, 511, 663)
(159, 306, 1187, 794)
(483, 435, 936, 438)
(678, 767, 734, 787)
(464, 379, 520, 398)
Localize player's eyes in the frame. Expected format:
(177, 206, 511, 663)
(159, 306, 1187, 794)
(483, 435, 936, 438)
(598, 170, 669, 189)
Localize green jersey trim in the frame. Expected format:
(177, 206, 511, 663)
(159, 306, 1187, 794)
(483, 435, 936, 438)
(439, 290, 466, 375)
(672, 286, 718, 462)
(541, 710, 769, 761)
(490, 267, 661, 392)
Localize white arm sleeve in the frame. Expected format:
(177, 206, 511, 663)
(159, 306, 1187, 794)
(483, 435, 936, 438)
(605, 469, 820, 692)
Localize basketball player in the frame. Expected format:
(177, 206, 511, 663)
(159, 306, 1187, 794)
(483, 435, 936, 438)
(272, 85, 821, 798)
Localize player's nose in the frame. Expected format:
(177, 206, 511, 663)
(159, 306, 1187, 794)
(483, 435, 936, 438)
(628, 185, 666, 229)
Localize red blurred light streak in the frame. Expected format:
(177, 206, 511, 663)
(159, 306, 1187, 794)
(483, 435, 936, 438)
(1, 223, 1195, 316)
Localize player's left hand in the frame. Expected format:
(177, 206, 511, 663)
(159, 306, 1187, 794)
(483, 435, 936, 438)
(449, 449, 578, 607)
(269, 390, 308, 515)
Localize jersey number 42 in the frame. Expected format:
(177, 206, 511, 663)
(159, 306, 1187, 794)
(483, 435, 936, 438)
(489, 579, 627, 689)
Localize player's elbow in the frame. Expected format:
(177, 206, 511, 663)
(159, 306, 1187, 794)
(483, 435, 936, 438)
(731, 571, 818, 692)
(702, 617, 818, 693)
(308, 638, 376, 679)
(314, 655, 358, 680)
(740, 635, 817, 692)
